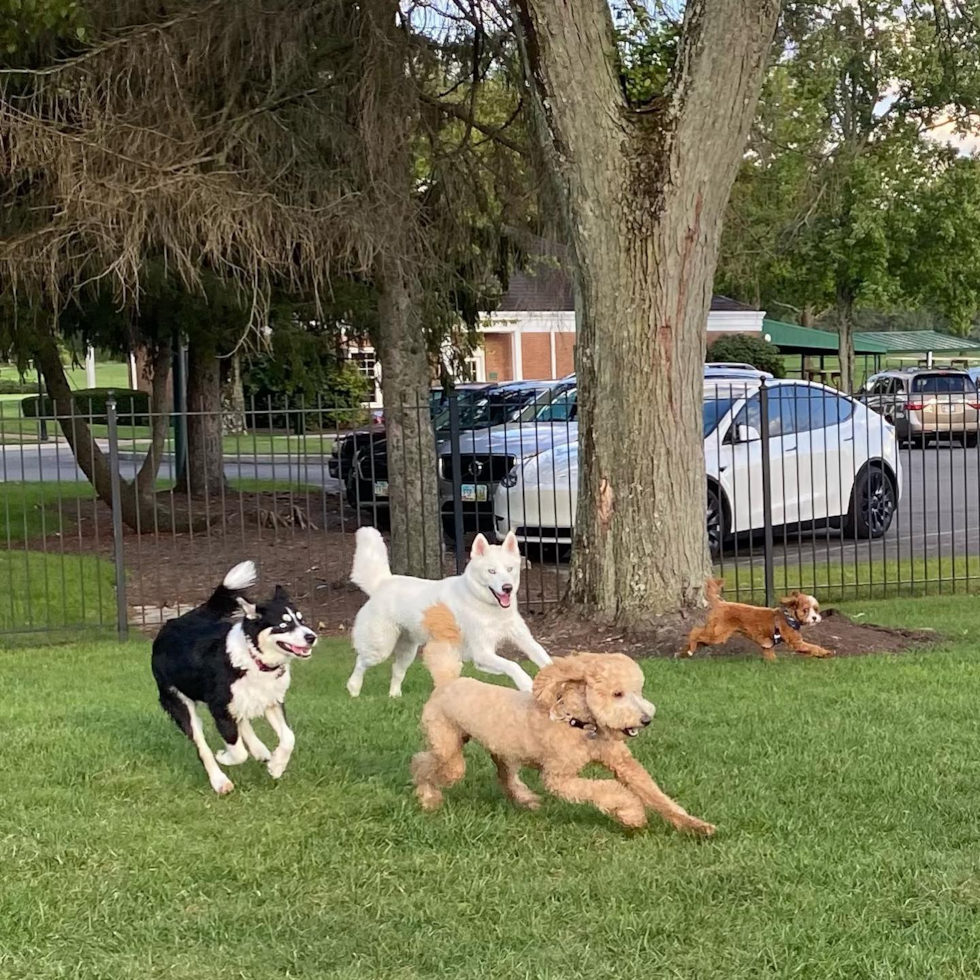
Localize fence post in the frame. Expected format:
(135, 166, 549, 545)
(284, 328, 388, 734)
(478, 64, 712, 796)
(106, 395, 129, 641)
(448, 390, 465, 572)
(759, 381, 775, 607)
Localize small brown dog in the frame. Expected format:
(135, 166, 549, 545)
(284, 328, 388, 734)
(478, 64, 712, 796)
(682, 579, 833, 661)
(411, 603, 715, 835)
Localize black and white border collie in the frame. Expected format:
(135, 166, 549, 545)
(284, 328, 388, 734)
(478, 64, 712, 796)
(151, 561, 317, 795)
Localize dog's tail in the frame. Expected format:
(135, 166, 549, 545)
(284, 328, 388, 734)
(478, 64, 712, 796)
(704, 577, 724, 606)
(421, 603, 463, 688)
(351, 527, 392, 596)
(204, 561, 257, 618)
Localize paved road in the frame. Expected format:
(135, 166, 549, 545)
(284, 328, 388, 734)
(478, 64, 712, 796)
(4, 440, 979, 567)
(0, 444, 344, 494)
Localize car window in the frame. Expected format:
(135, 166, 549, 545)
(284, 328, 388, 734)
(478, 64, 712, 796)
(732, 390, 794, 437)
(912, 374, 972, 394)
(794, 390, 854, 430)
(704, 396, 740, 437)
(534, 388, 577, 422)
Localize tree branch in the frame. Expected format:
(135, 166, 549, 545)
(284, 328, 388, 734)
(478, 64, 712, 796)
(419, 93, 526, 155)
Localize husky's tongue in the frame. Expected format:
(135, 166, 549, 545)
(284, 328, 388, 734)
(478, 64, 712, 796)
(491, 588, 512, 608)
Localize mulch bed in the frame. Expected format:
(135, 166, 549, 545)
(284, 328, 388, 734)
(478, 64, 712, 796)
(27, 489, 939, 657)
(524, 605, 937, 659)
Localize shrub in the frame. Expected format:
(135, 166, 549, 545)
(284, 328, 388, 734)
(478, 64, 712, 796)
(21, 388, 150, 425)
(707, 334, 785, 378)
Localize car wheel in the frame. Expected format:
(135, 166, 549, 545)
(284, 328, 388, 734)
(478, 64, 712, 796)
(844, 465, 896, 540)
(706, 485, 728, 559)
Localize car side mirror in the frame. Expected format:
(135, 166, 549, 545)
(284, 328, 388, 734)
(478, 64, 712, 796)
(736, 424, 761, 443)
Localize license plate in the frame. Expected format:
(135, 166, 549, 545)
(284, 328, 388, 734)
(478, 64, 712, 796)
(939, 404, 954, 415)
(461, 484, 488, 503)
(374, 481, 389, 497)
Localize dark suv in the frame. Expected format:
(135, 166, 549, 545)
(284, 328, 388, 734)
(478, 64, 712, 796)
(328, 383, 491, 480)
(346, 378, 576, 525)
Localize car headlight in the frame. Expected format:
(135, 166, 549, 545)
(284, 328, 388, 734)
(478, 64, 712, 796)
(500, 468, 519, 489)
(499, 452, 540, 489)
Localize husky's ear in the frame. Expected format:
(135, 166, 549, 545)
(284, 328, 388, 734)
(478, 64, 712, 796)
(470, 533, 490, 559)
(237, 596, 258, 620)
(273, 584, 291, 603)
(502, 530, 520, 555)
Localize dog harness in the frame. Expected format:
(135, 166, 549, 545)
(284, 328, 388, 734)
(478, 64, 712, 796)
(772, 614, 801, 646)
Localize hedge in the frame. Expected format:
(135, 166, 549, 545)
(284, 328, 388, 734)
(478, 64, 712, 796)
(21, 388, 151, 425)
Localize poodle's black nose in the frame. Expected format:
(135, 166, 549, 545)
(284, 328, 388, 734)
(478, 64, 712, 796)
(501, 583, 513, 594)
(640, 714, 652, 727)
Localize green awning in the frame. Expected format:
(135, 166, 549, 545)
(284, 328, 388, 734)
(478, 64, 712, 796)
(762, 319, 889, 355)
(851, 330, 980, 354)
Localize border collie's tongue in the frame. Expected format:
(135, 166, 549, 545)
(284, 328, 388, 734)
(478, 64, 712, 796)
(491, 588, 512, 608)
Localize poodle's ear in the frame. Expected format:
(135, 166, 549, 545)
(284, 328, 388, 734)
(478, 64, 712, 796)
(778, 590, 802, 607)
(532, 656, 592, 714)
(470, 533, 490, 559)
(237, 596, 258, 620)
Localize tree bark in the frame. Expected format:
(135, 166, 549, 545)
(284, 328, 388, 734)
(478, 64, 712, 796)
(375, 259, 443, 578)
(357, 0, 442, 578)
(514, 0, 780, 624)
(34, 326, 179, 531)
(836, 287, 856, 393)
(176, 340, 226, 495)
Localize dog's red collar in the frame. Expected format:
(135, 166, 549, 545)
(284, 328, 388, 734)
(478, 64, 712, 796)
(247, 647, 286, 676)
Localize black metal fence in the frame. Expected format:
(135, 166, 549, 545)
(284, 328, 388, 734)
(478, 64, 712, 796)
(2, 375, 980, 638)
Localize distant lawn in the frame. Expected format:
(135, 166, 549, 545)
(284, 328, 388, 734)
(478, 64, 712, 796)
(0, 401, 337, 454)
(7, 598, 980, 977)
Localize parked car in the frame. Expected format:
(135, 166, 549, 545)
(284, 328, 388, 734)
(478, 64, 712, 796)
(704, 362, 774, 380)
(346, 379, 577, 523)
(493, 379, 902, 556)
(328, 383, 492, 480)
(860, 368, 980, 445)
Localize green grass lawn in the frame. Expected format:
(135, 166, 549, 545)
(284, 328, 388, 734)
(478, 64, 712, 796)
(2, 597, 980, 977)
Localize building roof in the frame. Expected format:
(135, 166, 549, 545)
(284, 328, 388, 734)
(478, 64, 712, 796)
(763, 319, 889, 354)
(852, 330, 980, 354)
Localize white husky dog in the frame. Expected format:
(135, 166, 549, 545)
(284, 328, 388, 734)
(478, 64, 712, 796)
(347, 527, 552, 697)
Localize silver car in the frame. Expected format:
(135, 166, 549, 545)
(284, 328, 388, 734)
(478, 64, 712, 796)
(861, 368, 980, 445)
(437, 386, 577, 535)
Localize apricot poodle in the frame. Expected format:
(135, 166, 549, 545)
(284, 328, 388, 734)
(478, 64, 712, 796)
(411, 603, 715, 835)
(683, 578, 833, 661)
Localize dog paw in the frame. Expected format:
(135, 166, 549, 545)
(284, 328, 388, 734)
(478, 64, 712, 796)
(211, 777, 235, 796)
(267, 752, 290, 780)
(249, 744, 273, 763)
(416, 785, 443, 811)
(215, 749, 246, 766)
(514, 793, 542, 810)
(680, 817, 716, 837)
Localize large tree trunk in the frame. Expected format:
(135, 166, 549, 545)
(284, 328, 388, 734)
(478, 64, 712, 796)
(375, 259, 442, 578)
(176, 341, 226, 495)
(34, 327, 179, 531)
(836, 286, 856, 393)
(357, 0, 442, 578)
(515, 0, 780, 625)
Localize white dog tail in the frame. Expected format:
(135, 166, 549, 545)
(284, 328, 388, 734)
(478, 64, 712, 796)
(351, 527, 392, 595)
(421, 604, 463, 687)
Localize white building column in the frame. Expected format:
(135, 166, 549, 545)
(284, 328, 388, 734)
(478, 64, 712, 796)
(85, 346, 97, 388)
(511, 329, 523, 381)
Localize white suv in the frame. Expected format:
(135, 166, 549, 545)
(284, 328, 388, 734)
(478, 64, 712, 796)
(493, 379, 902, 555)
